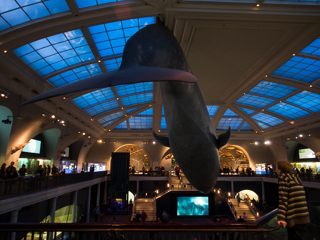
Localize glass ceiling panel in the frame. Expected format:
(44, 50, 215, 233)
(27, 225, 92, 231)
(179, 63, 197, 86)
(72, 87, 115, 109)
(48, 63, 102, 87)
(256, 121, 270, 130)
(104, 58, 122, 72)
(249, 81, 297, 99)
(0, 0, 69, 31)
(120, 93, 153, 107)
(162, 106, 165, 116)
(236, 94, 275, 108)
(75, 0, 126, 9)
(252, 112, 284, 127)
(217, 118, 243, 131)
(161, 117, 166, 130)
(285, 91, 320, 113)
(137, 108, 153, 116)
(126, 107, 139, 114)
(115, 82, 153, 97)
(129, 117, 153, 130)
(84, 99, 120, 117)
(206, 106, 219, 116)
(241, 122, 253, 131)
(14, 29, 94, 76)
(268, 102, 310, 120)
(301, 37, 320, 57)
(114, 120, 128, 129)
(89, 17, 155, 58)
(97, 111, 124, 126)
(223, 109, 238, 117)
(240, 108, 255, 116)
(272, 56, 320, 83)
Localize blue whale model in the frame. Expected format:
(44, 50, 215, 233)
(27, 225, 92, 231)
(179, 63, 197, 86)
(22, 23, 230, 193)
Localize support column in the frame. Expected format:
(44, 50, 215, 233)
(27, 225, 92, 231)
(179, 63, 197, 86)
(10, 209, 19, 240)
(73, 191, 78, 223)
(231, 181, 234, 198)
(96, 183, 101, 207)
(136, 180, 139, 199)
(261, 180, 265, 201)
(103, 180, 107, 204)
(49, 198, 57, 240)
(86, 186, 91, 223)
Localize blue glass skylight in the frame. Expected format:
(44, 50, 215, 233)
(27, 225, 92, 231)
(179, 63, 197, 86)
(126, 107, 139, 114)
(268, 102, 310, 120)
(120, 93, 153, 107)
(129, 117, 153, 130)
(272, 56, 320, 83)
(252, 113, 284, 127)
(236, 94, 275, 108)
(137, 108, 153, 116)
(89, 17, 155, 58)
(14, 29, 94, 76)
(241, 122, 253, 131)
(161, 117, 166, 130)
(84, 100, 120, 117)
(256, 121, 270, 130)
(285, 91, 320, 113)
(48, 63, 102, 87)
(97, 111, 124, 127)
(249, 81, 297, 99)
(223, 109, 238, 117)
(240, 108, 255, 116)
(114, 120, 128, 129)
(301, 37, 320, 57)
(115, 82, 153, 97)
(75, 0, 125, 9)
(206, 106, 219, 116)
(217, 118, 243, 131)
(0, 0, 69, 31)
(162, 106, 165, 116)
(72, 87, 116, 109)
(104, 58, 122, 72)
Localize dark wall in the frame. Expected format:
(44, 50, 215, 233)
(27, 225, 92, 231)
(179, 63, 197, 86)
(18, 199, 51, 223)
(139, 180, 168, 192)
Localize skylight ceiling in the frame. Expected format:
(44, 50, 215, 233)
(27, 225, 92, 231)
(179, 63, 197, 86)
(1, 0, 320, 137)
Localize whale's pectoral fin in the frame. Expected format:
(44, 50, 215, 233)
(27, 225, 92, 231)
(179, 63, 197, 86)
(152, 132, 170, 147)
(216, 127, 231, 149)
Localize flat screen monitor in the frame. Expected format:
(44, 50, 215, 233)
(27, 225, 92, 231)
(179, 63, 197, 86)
(177, 196, 209, 216)
(298, 148, 315, 159)
(22, 139, 41, 154)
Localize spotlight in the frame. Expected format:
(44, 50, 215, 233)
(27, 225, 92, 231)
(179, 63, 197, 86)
(2, 119, 12, 124)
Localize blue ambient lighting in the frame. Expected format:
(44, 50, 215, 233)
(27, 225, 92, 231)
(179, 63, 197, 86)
(97, 111, 124, 127)
(120, 93, 153, 107)
(104, 58, 122, 72)
(249, 81, 297, 99)
(115, 82, 153, 97)
(75, 0, 125, 9)
(241, 122, 253, 131)
(161, 117, 166, 130)
(89, 17, 155, 58)
(137, 108, 153, 116)
(0, 0, 69, 31)
(285, 91, 320, 113)
(217, 118, 243, 131)
(206, 106, 219, 116)
(252, 113, 284, 127)
(268, 102, 310, 120)
(240, 108, 256, 116)
(48, 63, 102, 87)
(236, 94, 275, 108)
(301, 37, 320, 56)
(129, 117, 153, 129)
(272, 56, 320, 83)
(114, 120, 128, 129)
(14, 29, 94, 76)
(223, 109, 238, 117)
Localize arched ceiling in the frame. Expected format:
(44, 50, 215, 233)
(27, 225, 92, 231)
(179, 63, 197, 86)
(1, 0, 320, 141)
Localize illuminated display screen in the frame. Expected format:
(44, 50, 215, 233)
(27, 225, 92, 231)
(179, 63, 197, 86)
(22, 139, 41, 154)
(299, 148, 315, 159)
(177, 196, 209, 216)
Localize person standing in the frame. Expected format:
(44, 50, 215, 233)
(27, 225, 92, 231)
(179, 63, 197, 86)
(237, 194, 241, 207)
(51, 164, 58, 175)
(141, 210, 148, 223)
(277, 160, 310, 240)
(112, 204, 117, 221)
(93, 206, 100, 222)
(18, 164, 27, 177)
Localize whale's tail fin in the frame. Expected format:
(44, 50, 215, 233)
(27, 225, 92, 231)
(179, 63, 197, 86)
(152, 132, 170, 147)
(217, 127, 231, 149)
